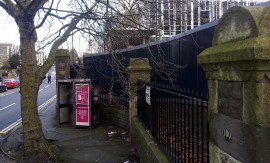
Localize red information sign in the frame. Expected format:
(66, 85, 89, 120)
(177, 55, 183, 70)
(75, 106, 90, 126)
(76, 84, 89, 105)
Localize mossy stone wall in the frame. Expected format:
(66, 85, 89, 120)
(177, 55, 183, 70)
(131, 117, 171, 163)
(198, 6, 270, 163)
(101, 108, 129, 130)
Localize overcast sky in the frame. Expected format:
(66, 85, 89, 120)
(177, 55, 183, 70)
(0, 6, 88, 57)
(0, 0, 268, 56)
(0, 11, 19, 46)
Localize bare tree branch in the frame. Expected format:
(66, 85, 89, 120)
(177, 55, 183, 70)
(36, 23, 70, 51)
(0, 0, 17, 18)
(39, 16, 82, 78)
(27, 0, 48, 13)
(34, 0, 53, 30)
(41, 7, 83, 15)
(13, 0, 26, 11)
(39, 1, 98, 78)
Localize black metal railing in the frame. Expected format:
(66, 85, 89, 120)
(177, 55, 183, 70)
(137, 80, 209, 163)
(93, 78, 129, 111)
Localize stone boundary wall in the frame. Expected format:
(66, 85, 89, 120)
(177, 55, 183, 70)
(100, 108, 170, 163)
(101, 108, 129, 131)
(101, 58, 169, 162)
(131, 117, 170, 163)
(198, 6, 270, 162)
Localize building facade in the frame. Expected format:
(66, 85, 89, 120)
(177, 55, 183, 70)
(143, 0, 258, 38)
(36, 52, 47, 66)
(0, 43, 14, 68)
(85, 39, 103, 54)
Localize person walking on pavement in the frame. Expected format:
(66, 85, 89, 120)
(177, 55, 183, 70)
(47, 73, 51, 84)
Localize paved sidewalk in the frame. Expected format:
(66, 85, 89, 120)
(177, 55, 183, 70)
(0, 101, 139, 162)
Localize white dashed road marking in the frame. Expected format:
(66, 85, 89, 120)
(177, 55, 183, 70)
(0, 91, 16, 97)
(0, 95, 56, 134)
(0, 103, 16, 111)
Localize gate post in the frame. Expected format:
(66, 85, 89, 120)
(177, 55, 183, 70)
(127, 58, 152, 130)
(55, 49, 70, 80)
(55, 49, 70, 118)
(198, 6, 270, 163)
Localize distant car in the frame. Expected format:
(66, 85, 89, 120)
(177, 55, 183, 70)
(2, 79, 20, 89)
(0, 82, 7, 92)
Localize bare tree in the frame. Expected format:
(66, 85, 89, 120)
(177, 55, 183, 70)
(0, 0, 191, 160)
(0, 0, 158, 161)
(0, 0, 99, 161)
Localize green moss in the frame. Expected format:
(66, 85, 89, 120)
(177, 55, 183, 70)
(198, 35, 270, 65)
(131, 117, 171, 163)
(209, 143, 241, 163)
(128, 58, 152, 71)
(199, 6, 270, 65)
(254, 83, 270, 127)
(56, 49, 69, 57)
(212, 7, 258, 46)
(212, 6, 270, 46)
(208, 80, 218, 114)
(198, 38, 256, 64)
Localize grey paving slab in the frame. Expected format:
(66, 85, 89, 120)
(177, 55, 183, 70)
(0, 101, 139, 163)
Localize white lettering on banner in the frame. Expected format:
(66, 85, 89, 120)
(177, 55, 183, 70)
(145, 86, 151, 105)
(79, 110, 87, 119)
(75, 106, 89, 126)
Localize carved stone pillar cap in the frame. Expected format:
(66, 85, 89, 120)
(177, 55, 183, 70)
(56, 49, 69, 57)
(127, 58, 152, 71)
(198, 6, 270, 64)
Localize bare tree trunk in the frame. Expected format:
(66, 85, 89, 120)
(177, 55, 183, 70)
(17, 16, 56, 161)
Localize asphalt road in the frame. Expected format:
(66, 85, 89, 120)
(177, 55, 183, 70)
(0, 69, 56, 133)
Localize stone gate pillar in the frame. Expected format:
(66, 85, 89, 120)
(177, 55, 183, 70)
(198, 6, 270, 163)
(55, 49, 70, 118)
(128, 58, 152, 129)
(55, 49, 70, 79)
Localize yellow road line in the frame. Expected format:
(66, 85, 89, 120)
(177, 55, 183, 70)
(0, 95, 56, 134)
